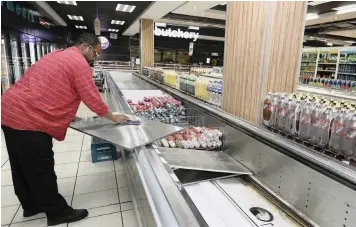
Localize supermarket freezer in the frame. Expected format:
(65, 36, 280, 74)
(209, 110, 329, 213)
(75, 70, 356, 227)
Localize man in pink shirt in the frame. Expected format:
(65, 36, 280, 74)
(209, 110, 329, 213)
(1, 33, 128, 226)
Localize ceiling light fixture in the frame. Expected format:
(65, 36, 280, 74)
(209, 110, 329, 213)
(111, 20, 125, 25)
(335, 17, 338, 19)
(116, 4, 136, 13)
(220, 2, 227, 5)
(75, 25, 87, 29)
(67, 15, 83, 21)
(108, 29, 119, 32)
(188, 26, 200, 30)
(155, 22, 166, 27)
(57, 1, 77, 6)
(332, 4, 356, 14)
(201, 13, 204, 16)
(193, 6, 197, 10)
(327, 42, 333, 46)
(306, 13, 319, 20)
(308, 1, 331, 6)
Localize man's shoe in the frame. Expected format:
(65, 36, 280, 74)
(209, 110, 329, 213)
(23, 209, 40, 217)
(47, 207, 88, 226)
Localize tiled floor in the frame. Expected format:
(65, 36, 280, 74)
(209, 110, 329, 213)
(1, 103, 138, 227)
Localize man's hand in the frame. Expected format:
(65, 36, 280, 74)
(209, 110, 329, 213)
(112, 114, 130, 123)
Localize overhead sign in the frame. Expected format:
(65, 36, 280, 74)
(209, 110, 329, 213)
(98, 36, 109, 49)
(154, 27, 199, 41)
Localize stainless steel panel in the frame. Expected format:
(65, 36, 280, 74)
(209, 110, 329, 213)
(184, 181, 256, 227)
(216, 178, 303, 227)
(159, 148, 252, 175)
(70, 117, 183, 150)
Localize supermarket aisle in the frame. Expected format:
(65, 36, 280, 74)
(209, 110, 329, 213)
(1, 102, 138, 227)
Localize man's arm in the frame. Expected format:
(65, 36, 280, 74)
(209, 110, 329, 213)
(73, 68, 128, 123)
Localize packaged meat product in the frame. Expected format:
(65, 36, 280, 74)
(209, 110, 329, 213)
(317, 107, 334, 148)
(299, 101, 314, 139)
(329, 108, 348, 155)
(341, 112, 356, 159)
(307, 103, 327, 144)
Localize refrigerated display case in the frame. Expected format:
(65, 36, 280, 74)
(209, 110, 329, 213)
(36, 40, 42, 60)
(9, 33, 24, 82)
(20, 34, 31, 72)
(73, 69, 356, 227)
(1, 34, 12, 93)
(29, 40, 37, 65)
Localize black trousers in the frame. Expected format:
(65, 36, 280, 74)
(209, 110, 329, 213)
(2, 125, 68, 216)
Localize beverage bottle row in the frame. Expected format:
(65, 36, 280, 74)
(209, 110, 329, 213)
(302, 77, 356, 91)
(207, 80, 223, 107)
(262, 92, 356, 162)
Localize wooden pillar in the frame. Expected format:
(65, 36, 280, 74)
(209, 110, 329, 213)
(140, 19, 154, 72)
(222, 1, 307, 124)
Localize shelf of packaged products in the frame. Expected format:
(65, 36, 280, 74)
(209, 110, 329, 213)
(296, 84, 356, 102)
(339, 62, 356, 65)
(317, 70, 336, 72)
(338, 72, 356, 75)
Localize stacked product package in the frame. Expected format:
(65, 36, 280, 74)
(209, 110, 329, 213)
(262, 92, 356, 164)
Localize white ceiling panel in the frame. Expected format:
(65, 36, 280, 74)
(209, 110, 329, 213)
(172, 1, 225, 20)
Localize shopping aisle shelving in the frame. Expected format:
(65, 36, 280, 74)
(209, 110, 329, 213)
(1, 102, 138, 227)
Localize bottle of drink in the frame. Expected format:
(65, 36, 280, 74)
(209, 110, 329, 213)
(299, 101, 314, 139)
(217, 87, 222, 107)
(290, 100, 303, 136)
(329, 108, 348, 155)
(341, 111, 356, 160)
(276, 94, 288, 129)
(317, 106, 334, 148)
(307, 103, 326, 144)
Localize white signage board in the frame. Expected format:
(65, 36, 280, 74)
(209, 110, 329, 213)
(154, 27, 199, 41)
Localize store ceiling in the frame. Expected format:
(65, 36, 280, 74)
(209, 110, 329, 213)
(45, 1, 152, 36)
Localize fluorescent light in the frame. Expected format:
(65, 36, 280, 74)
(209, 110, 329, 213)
(193, 6, 197, 10)
(220, 2, 227, 5)
(333, 4, 356, 14)
(75, 25, 87, 29)
(155, 23, 166, 27)
(129, 6, 136, 13)
(306, 13, 319, 20)
(116, 4, 136, 13)
(108, 29, 119, 32)
(327, 43, 333, 46)
(308, 1, 331, 6)
(188, 26, 199, 30)
(111, 20, 125, 25)
(67, 15, 83, 21)
(57, 1, 77, 6)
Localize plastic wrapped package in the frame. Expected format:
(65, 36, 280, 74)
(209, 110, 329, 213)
(275, 94, 289, 130)
(289, 100, 303, 136)
(341, 112, 356, 160)
(329, 108, 348, 155)
(299, 101, 315, 139)
(317, 107, 334, 148)
(307, 103, 327, 144)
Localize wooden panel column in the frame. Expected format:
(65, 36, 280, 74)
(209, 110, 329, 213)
(223, 1, 307, 124)
(140, 19, 154, 72)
